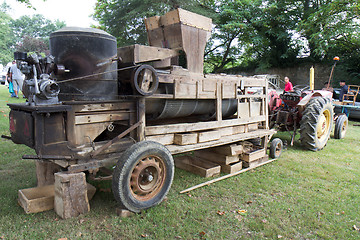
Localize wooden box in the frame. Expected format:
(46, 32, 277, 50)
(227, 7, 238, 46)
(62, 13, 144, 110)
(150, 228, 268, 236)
(221, 161, 243, 174)
(243, 155, 270, 168)
(241, 148, 266, 162)
(18, 183, 96, 214)
(174, 155, 220, 178)
(212, 144, 244, 156)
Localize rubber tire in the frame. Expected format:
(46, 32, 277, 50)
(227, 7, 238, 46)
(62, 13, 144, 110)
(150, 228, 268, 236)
(334, 114, 348, 139)
(299, 97, 333, 151)
(112, 141, 174, 213)
(269, 138, 283, 159)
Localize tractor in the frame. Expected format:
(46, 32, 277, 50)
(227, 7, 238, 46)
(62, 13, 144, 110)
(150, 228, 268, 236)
(269, 85, 348, 151)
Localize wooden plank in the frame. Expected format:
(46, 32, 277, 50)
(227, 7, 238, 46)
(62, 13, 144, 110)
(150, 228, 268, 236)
(198, 130, 221, 143)
(146, 134, 174, 145)
(221, 161, 243, 174)
(74, 102, 135, 112)
(174, 155, 220, 178)
(222, 81, 237, 98)
(145, 115, 267, 135)
(160, 8, 212, 31)
(180, 157, 276, 194)
(194, 149, 239, 165)
(218, 126, 233, 137)
(212, 144, 244, 156)
(144, 15, 161, 31)
(241, 148, 266, 162)
(238, 102, 250, 119)
(75, 112, 130, 125)
(243, 155, 270, 168)
(247, 123, 259, 132)
(250, 102, 262, 117)
(167, 129, 276, 155)
(36, 161, 61, 187)
(174, 79, 197, 98)
(117, 44, 179, 64)
(174, 133, 198, 145)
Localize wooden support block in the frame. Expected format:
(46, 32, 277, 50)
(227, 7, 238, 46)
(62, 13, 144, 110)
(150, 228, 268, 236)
(18, 183, 96, 214)
(174, 155, 220, 178)
(232, 125, 245, 134)
(36, 161, 61, 187)
(212, 144, 244, 156)
(54, 172, 90, 219)
(218, 127, 233, 137)
(116, 208, 135, 217)
(242, 155, 270, 168)
(241, 148, 266, 162)
(194, 149, 239, 165)
(197, 130, 221, 143)
(146, 134, 174, 145)
(221, 161, 243, 174)
(174, 133, 198, 145)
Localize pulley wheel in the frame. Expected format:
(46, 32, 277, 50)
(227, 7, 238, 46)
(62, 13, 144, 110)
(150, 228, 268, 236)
(132, 65, 159, 96)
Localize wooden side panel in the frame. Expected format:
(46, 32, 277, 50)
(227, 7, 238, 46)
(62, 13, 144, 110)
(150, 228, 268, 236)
(221, 161, 243, 174)
(198, 130, 221, 143)
(174, 133, 198, 145)
(174, 79, 197, 98)
(238, 102, 250, 118)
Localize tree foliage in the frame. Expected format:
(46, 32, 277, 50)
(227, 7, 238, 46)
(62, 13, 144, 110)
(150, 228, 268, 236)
(0, 3, 15, 64)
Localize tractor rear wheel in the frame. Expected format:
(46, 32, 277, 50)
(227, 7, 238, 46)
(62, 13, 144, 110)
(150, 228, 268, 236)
(299, 97, 333, 151)
(112, 141, 174, 213)
(334, 114, 348, 139)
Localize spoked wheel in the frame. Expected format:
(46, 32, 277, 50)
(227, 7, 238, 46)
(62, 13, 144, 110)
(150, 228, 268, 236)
(334, 114, 348, 139)
(132, 65, 159, 96)
(112, 141, 174, 213)
(269, 138, 283, 159)
(300, 97, 333, 151)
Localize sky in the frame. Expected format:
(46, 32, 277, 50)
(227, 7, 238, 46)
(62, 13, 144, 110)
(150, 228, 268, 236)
(4, 0, 98, 27)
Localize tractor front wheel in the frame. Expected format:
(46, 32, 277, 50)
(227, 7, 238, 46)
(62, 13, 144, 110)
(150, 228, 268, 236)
(334, 114, 348, 139)
(299, 97, 333, 151)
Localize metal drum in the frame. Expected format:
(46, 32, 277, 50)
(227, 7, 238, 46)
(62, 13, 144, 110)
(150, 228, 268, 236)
(50, 27, 118, 101)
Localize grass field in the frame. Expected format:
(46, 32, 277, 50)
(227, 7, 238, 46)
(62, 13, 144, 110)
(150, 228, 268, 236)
(0, 84, 360, 239)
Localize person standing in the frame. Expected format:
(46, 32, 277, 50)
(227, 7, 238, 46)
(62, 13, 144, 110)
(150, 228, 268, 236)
(284, 76, 293, 92)
(9, 60, 23, 98)
(339, 80, 348, 102)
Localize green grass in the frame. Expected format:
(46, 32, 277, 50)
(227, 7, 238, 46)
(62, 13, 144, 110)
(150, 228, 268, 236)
(1, 84, 360, 239)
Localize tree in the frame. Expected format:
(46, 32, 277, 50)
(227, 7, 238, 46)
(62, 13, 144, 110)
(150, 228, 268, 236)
(0, 3, 15, 65)
(10, 14, 65, 49)
(93, 0, 215, 46)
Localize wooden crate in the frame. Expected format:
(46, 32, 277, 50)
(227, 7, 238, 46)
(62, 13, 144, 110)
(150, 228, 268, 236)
(241, 148, 266, 162)
(243, 155, 270, 168)
(174, 133, 198, 145)
(194, 149, 239, 165)
(174, 155, 220, 178)
(221, 161, 243, 174)
(18, 183, 96, 214)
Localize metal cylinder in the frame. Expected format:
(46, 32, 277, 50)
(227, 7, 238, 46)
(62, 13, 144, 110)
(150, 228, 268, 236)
(50, 27, 118, 101)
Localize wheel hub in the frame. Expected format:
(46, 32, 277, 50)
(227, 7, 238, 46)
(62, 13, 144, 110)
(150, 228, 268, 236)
(130, 156, 164, 200)
(317, 109, 331, 141)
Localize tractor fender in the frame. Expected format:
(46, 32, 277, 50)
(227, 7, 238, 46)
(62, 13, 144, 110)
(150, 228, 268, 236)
(268, 90, 282, 111)
(298, 90, 333, 112)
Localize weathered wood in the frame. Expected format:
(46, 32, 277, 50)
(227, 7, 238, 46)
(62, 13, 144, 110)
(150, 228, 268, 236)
(146, 134, 174, 145)
(221, 161, 243, 174)
(247, 123, 259, 132)
(18, 185, 54, 214)
(243, 155, 270, 168)
(54, 172, 90, 219)
(198, 130, 221, 143)
(241, 148, 266, 162)
(250, 102, 262, 117)
(18, 183, 96, 214)
(180, 157, 277, 194)
(36, 161, 61, 187)
(174, 155, 220, 178)
(212, 144, 244, 156)
(145, 116, 267, 136)
(174, 133, 198, 145)
(167, 129, 275, 155)
(117, 44, 179, 64)
(75, 111, 130, 125)
(194, 149, 239, 165)
(137, 98, 146, 142)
